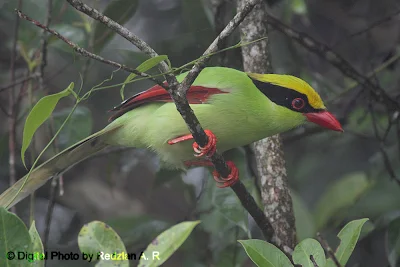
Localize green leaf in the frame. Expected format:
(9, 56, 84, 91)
(106, 215, 171, 249)
(198, 169, 250, 236)
(199, 209, 240, 257)
(139, 220, 200, 267)
(196, 149, 253, 236)
(52, 106, 93, 150)
(78, 221, 128, 267)
(93, 0, 139, 53)
(120, 55, 169, 100)
(314, 172, 371, 230)
(326, 218, 369, 267)
(29, 221, 44, 267)
(238, 239, 293, 267)
(0, 207, 33, 266)
(216, 188, 249, 236)
(292, 238, 326, 267)
(20, 83, 73, 168)
(386, 217, 400, 267)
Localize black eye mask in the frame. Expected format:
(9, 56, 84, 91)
(249, 77, 323, 113)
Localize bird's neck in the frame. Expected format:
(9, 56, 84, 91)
(246, 96, 302, 141)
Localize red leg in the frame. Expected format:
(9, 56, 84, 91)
(212, 161, 239, 188)
(168, 129, 217, 158)
(184, 160, 239, 188)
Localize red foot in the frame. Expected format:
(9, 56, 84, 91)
(193, 130, 217, 158)
(168, 129, 217, 158)
(184, 160, 239, 188)
(212, 161, 239, 188)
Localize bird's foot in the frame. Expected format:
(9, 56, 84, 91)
(168, 129, 217, 158)
(192, 130, 217, 158)
(184, 160, 239, 188)
(212, 161, 239, 188)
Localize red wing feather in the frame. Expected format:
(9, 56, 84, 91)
(109, 84, 227, 121)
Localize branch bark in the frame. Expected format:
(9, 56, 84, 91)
(238, 0, 296, 254)
(65, 0, 275, 240)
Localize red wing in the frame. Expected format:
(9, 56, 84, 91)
(109, 84, 227, 121)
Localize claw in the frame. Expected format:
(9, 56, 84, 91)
(168, 129, 217, 158)
(212, 161, 239, 188)
(184, 160, 239, 188)
(192, 129, 217, 158)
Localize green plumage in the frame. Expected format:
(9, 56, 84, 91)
(0, 67, 310, 208)
(105, 67, 305, 168)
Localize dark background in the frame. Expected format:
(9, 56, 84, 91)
(0, 0, 400, 266)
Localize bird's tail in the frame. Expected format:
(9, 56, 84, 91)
(0, 125, 120, 209)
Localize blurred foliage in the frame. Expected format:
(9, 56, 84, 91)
(52, 106, 93, 151)
(92, 0, 139, 54)
(0, 0, 399, 266)
(387, 217, 400, 267)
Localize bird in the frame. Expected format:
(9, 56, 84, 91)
(0, 67, 342, 208)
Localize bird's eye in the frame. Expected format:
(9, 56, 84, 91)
(292, 98, 305, 110)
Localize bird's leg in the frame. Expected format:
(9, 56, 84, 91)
(168, 129, 217, 157)
(170, 130, 238, 187)
(184, 160, 239, 188)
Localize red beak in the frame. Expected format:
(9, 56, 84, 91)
(304, 111, 343, 132)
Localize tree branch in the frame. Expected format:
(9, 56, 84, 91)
(8, 0, 23, 214)
(0, 73, 40, 93)
(317, 232, 341, 267)
(65, 0, 275, 240)
(65, 0, 174, 80)
(38, 0, 52, 91)
(265, 13, 400, 112)
(239, 0, 296, 254)
(15, 9, 166, 89)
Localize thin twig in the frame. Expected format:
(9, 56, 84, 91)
(317, 232, 341, 267)
(265, 13, 400, 112)
(43, 177, 57, 252)
(65, 0, 174, 81)
(334, 9, 400, 47)
(39, 0, 52, 90)
(66, 0, 275, 241)
(39, 0, 56, 251)
(369, 101, 400, 185)
(0, 73, 40, 93)
(0, 103, 10, 116)
(8, 0, 23, 214)
(15, 9, 166, 89)
(310, 255, 319, 267)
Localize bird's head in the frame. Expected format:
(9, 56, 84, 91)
(247, 73, 343, 132)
